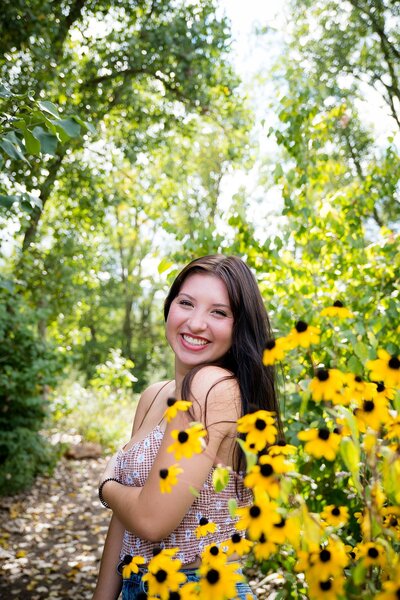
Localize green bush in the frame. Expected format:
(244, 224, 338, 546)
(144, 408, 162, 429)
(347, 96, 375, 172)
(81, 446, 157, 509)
(0, 278, 61, 495)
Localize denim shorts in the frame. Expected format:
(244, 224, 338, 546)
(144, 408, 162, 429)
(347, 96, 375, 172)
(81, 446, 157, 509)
(120, 564, 256, 599)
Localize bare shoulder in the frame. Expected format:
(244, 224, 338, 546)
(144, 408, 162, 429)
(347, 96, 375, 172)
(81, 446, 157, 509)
(190, 366, 241, 424)
(132, 380, 172, 434)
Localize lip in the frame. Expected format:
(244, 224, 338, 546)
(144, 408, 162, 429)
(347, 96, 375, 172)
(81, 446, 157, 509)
(180, 333, 210, 351)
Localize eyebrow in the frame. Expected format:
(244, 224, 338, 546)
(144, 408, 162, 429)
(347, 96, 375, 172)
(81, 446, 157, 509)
(178, 292, 231, 310)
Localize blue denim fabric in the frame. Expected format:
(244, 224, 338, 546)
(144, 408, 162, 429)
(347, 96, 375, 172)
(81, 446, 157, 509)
(120, 566, 256, 599)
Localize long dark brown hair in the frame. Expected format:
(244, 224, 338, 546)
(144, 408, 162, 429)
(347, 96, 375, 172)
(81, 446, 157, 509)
(164, 255, 282, 474)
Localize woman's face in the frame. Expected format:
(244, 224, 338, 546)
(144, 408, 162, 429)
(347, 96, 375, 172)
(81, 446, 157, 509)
(166, 272, 234, 374)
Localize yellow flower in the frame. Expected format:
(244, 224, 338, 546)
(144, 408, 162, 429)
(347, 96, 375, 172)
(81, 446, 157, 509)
(381, 506, 400, 541)
(223, 533, 253, 557)
(262, 337, 288, 365)
(267, 441, 297, 456)
(143, 549, 186, 600)
(298, 427, 341, 461)
(309, 368, 345, 403)
(198, 561, 243, 600)
(367, 349, 400, 388)
(354, 395, 391, 430)
(159, 464, 183, 493)
(320, 301, 353, 319)
(200, 543, 227, 565)
(195, 517, 217, 539)
(244, 455, 290, 498)
(235, 494, 281, 541)
(286, 320, 321, 349)
(253, 532, 277, 560)
(375, 576, 400, 600)
(375, 381, 396, 401)
(307, 539, 349, 579)
(164, 398, 192, 422)
(355, 541, 387, 568)
(343, 373, 377, 404)
(307, 574, 345, 600)
(384, 414, 400, 441)
(320, 505, 349, 528)
(168, 423, 207, 460)
(121, 554, 145, 578)
(237, 410, 277, 452)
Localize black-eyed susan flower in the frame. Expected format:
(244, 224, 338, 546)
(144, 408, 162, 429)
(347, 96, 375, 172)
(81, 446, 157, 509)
(143, 549, 187, 600)
(320, 505, 349, 528)
(384, 414, 400, 441)
(375, 381, 396, 401)
(286, 320, 321, 349)
(355, 541, 387, 568)
(159, 464, 183, 493)
(244, 455, 290, 498)
(200, 542, 227, 565)
(168, 423, 206, 460)
(198, 560, 243, 600)
(267, 441, 297, 456)
(309, 368, 345, 403)
(159, 582, 199, 600)
(268, 514, 301, 546)
(223, 532, 253, 557)
(262, 337, 288, 365)
(237, 410, 277, 453)
(320, 301, 353, 319)
(375, 575, 400, 600)
(195, 517, 217, 539)
(308, 539, 349, 579)
(164, 397, 192, 422)
(367, 349, 400, 388)
(253, 532, 277, 560)
(121, 554, 145, 578)
(307, 574, 345, 600)
(381, 506, 400, 541)
(235, 494, 281, 540)
(298, 427, 341, 461)
(344, 374, 377, 404)
(354, 395, 390, 430)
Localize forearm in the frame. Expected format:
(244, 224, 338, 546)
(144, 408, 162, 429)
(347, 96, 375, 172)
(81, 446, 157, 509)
(101, 482, 157, 540)
(93, 514, 124, 600)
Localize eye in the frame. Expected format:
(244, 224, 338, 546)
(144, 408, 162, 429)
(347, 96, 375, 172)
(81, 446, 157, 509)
(212, 309, 228, 317)
(177, 299, 193, 307)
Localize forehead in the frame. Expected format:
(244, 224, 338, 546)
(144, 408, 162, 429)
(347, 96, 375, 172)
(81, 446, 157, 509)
(179, 272, 230, 303)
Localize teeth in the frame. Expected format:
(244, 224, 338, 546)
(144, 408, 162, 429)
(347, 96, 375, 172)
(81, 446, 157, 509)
(183, 334, 208, 346)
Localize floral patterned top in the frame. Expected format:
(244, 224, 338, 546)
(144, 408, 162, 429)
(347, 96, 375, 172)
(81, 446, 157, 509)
(115, 424, 252, 565)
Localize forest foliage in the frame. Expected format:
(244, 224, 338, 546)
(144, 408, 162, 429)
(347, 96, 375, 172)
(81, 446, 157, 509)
(0, 0, 399, 596)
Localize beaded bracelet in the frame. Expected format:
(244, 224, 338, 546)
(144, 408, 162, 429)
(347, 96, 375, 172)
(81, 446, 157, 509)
(98, 477, 120, 509)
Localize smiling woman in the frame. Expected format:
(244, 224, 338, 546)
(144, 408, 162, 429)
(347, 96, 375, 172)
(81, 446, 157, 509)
(93, 255, 282, 600)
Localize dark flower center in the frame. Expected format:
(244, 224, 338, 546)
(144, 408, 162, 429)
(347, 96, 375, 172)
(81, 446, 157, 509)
(255, 419, 267, 431)
(167, 397, 176, 406)
(206, 569, 220, 584)
(259, 533, 266, 543)
(250, 505, 261, 518)
(363, 400, 375, 413)
(316, 369, 329, 381)
(389, 356, 400, 370)
(333, 301, 344, 307)
(295, 320, 308, 333)
(376, 382, 385, 392)
(277, 440, 286, 446)
(390, 517, 398, 527)
(177, 431, 189, 443)
(231, 533, 242, 543)
(152, 546, 162, 556)
(318, 428, 330, 440)
(210, 545, 219, 555)
(199, 517, 209, 526)
(169, 593, 181, 600)
(349, 551, 356, 560)
(122, 554, 132, 565)
(155, 569, 168, 583)
(159, 469, 168, 479)
(274, 518, 286, 529)
(367, 547, 379, 558)
(265, 339, 276, 350)
(331, 507, 340, 516)
(320, 580, 332, 591)
(260, 463, 274, 477)
(319, 549, 331, 562)
(137, 593, 147, 600)
(355, 376, 362, 383)
(395, 589, 400, 600)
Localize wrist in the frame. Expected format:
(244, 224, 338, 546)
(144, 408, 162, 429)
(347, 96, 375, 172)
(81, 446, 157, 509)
(98, 477, 120, 509)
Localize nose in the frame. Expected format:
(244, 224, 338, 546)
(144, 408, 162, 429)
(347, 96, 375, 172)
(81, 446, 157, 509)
(187, 310, 207, 332)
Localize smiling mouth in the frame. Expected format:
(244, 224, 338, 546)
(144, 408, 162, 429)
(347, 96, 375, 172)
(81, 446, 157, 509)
(181, 334, 209, 347)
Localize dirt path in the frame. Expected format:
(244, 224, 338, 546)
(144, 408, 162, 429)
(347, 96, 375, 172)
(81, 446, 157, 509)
(0, 457, 277, 599)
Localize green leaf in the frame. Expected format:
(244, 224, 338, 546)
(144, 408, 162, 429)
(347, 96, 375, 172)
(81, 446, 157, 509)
(236, 438, 258, 472)
(227, 498, 238, 519)
(189, 485, 200, 498)
(0, 194, 19, 209)
(52, 117, 81, 139)
(22, 128, 41, 155)
(32, 126, 58, 156)
(0, 135, 28, 162)
(212, 466, 230, 492)
(37, 100, 61, 118)
(158, 257, 174, 274)
(0, 83, 13, 98)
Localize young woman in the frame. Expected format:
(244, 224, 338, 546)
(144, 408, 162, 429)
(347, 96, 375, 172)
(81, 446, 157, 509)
(93, 255, 281, 600)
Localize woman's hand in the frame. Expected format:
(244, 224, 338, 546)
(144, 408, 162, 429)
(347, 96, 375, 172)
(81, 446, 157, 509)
(99, 450, 120, 487)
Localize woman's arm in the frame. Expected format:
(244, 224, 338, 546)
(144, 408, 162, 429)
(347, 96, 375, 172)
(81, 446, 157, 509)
(92, 514, 125, 600)
(101, 367, 241, 542)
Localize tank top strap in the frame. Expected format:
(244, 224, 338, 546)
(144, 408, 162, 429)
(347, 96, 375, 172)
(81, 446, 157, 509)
(137, 380, 173, 430)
